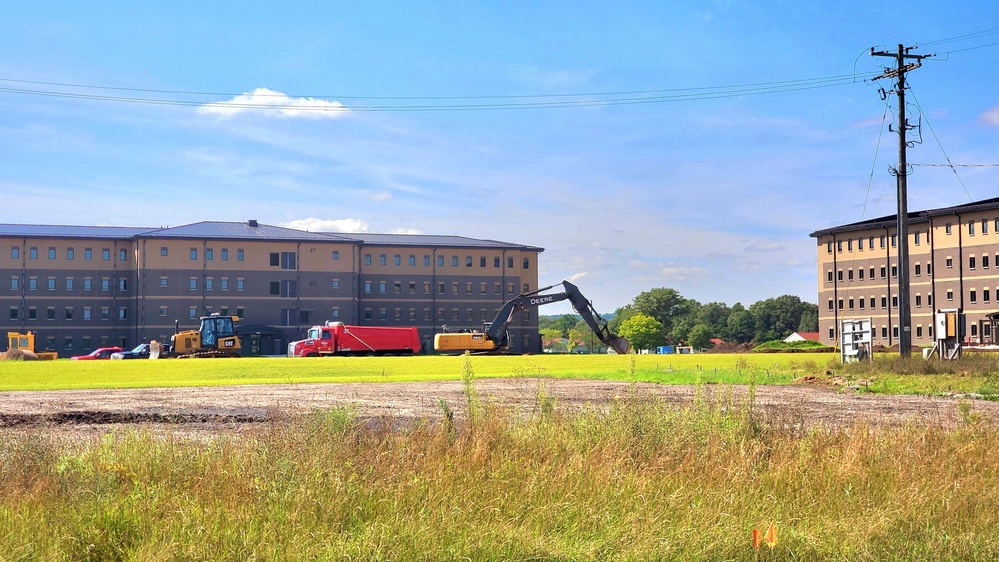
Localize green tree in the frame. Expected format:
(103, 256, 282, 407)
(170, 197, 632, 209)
(617, 313, 665, 352)
(726, 303, 755, 344)
(552, 314, 580, 337)
(798, 304, 819, 332)
(749, 294, 814, 343)
(696, 302, 731, 340)
(632, 288, 699, 343)
(687, 324, 714, 350)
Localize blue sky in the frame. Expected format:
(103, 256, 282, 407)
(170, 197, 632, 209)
(2, 1, 998, 314)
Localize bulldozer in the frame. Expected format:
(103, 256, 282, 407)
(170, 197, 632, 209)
(4, 331, 59, 361)
(169, 314, 242, 358)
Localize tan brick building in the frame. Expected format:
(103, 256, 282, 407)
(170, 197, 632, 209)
(1, 221, 543, 355)
(811, 197, 999, 348)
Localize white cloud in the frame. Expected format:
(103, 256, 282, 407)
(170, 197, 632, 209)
(660, 265, 710, 282)
(197, 88, 349, 120)
(281, 217, 369, 232)
(982, 106, 999, 126)
(745, 239, 785, 252)
(389, 227, 424, 235)
(369, 191, 392, 202)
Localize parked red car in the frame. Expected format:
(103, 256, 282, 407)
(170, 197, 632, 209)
(69, 347, 123, 360)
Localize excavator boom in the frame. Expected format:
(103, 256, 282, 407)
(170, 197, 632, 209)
(434, 280, 629, 354)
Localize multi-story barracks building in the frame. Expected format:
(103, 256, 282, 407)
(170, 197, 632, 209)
(0, 221, 543, 355)
(811, 197, 999, 349)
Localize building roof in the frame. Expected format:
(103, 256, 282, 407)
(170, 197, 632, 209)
(0, 221, 542, 250)
(139, 221, 356, 242)
(810, 197, 999, 238)
(349, 232, 544, 251)
(0, 223, 154, 239)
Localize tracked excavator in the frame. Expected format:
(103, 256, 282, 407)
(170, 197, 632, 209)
(434, 280, 630, 354)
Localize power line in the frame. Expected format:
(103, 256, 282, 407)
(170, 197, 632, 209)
(0, 72, 880, 112)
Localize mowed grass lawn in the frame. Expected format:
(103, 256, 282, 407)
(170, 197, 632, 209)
(3, 352, 811, 391)
(0, 351, 994, 396)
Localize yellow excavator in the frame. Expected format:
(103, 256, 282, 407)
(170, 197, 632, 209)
(169, 314, 242, 358)
(434, 280, 630, 354)
(4, 331, 59, 360)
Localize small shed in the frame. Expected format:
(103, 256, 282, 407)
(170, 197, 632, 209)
(784, 331, 820, 343)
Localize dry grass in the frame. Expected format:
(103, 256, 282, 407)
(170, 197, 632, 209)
(1, 383, 997, 561)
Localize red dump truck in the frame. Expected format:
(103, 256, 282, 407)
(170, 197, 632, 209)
(288, 322, 422, 357)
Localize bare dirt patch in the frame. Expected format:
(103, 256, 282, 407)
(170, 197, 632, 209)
(1, 379, 996, 438)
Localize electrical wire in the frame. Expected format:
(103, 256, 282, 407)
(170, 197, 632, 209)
(906, 86, 978, 204)
(0, 72, 881, 112)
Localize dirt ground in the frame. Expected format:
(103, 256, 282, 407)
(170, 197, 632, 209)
(1, 379, 997, 439)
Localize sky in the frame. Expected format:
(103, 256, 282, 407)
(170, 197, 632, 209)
(2, 1, 999, 315)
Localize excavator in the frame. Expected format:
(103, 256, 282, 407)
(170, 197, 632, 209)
(434, 280, 630, 354)
(169, 313, 242, 358)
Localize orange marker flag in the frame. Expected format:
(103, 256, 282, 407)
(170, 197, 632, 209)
(752, 528, 761, 550)
(764, 521, 778, 549)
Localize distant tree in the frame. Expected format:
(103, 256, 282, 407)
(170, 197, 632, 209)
(749, 295, 814, 343)
(632, 288, 699, 343)
(687, 324, 714, 350)
(540, 328, 566, 352)
(798, 304, 819, 332)
(617, 313, 665, 352)
(552, 314, 580, 338)
(726, 303, 756, 344)
(608, 304, 637, 334)
(696, 302, 731, 340)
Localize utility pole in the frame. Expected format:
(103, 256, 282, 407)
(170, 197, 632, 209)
(871, 44, 932, 358)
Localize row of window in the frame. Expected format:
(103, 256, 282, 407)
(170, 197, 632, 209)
(829, 286, 999, 312)
(363, 253, 531, 270)
(8, 246, 127, 262)
(10, 304, 249, 322)
(829, 324, 941, 340)
(173, 247, 246, 262)
(9, 276, 128, 292)
(362, 280, 528, 296)
(827, 253, 999, 285)
(826, 218, 999, 255)
(827, 263, 933, 284)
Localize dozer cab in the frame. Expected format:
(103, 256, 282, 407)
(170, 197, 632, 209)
(170, 314, 242, 358)
(4, 331, 59, 360)
(434, 280, 630, 354)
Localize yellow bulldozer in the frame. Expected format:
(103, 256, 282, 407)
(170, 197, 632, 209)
(3, 331, 59, 360)
(169, 314, 242, 358)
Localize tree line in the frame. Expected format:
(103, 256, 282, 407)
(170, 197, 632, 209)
(539, 288, 818, 353)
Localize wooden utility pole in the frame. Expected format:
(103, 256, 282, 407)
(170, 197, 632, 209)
(871, 44, 932, 358)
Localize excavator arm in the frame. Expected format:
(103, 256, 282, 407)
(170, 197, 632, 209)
(434, 280, 630, 354)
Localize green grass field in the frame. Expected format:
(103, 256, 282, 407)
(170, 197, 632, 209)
(2, 351, 997, 397)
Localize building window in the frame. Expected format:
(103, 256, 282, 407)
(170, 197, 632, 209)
(100, 307, 110, 321)
(380, 254, 387, 266)
(915, 295, 922, 307)
(205, 248, 214, 261)
(332, 278, 340, 289)
(891, 265, 897, 278)
(848, 298, 854, 310)
(160, 306, 168, 317)
(379, 281, 387, 294)
(870, 297, 876, 309)
(160, 277, 168, 287)
(969, 221, 975, 236)
(190, 248, 198, 261)
(892, 295, 898, 308)
(480, 282, 487, 294)
(466, 256, 473, 267)
(190, 278, 198, 290)
(523, 258, 530, 269)
(828, 299, 834, 311)
(859, 298, 865, 310)
(409, 281, 416, 294)
(161, 247, 168, 257)
(985, 289, 991, 303)
(970, 290, 977, 304)
(47, 277, 56, 290)
(970, 256, 976, 270)
(837, 240, 843, 252)
(66, 248, 75, 260)
(237, 249, 244, 261)
(83, 248, 91, 260)
(11, 246, 19, 259)
(281, 252, 296, 269)
(365, 281, 372, 294)
(394, 281, 401, 294)
(947, 290, 954, 301)
(494, 257, 501, 267)
(118, 278, 127, 291)
(409, 255, 416, 266)
(83, 307, 91, 320)
(946, 258, 953, 268)
(205, 278, 214, 291)
(47, 247, 56, 260)
(480, 256, 487, 267)
(365, 254, 372, 266)
(508, 257, 515, 268)
(859, 269, 865, 280)
(29, 247, 38, 259)
(66, 278, 74, 290)
(221, 278, 229, 291)
(452, 256, 459, 267)
(331, 306, 340, 318)
(848, 270, 854, 281)
(424, 255, 431, 267)
(984, 255, 991, 269)
(120, 249, 127, 262)
(451, 282, 459, 294)
(189, 307, 198, 319)
(914, 264, 921, 276)
(101, 278, 110, 291)
(119, 307, 127, 320)
(914, 232, 920, 245)
(837, 271, 843, 282)
(881, 297, 888, 309)
(880, 267, 886, 279)
(332, 250, 339, 260)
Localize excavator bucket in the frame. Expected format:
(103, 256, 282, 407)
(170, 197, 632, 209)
(605, 335, 631, 355)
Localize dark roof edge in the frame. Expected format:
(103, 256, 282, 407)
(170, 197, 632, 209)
(810, 197, 999, 238)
